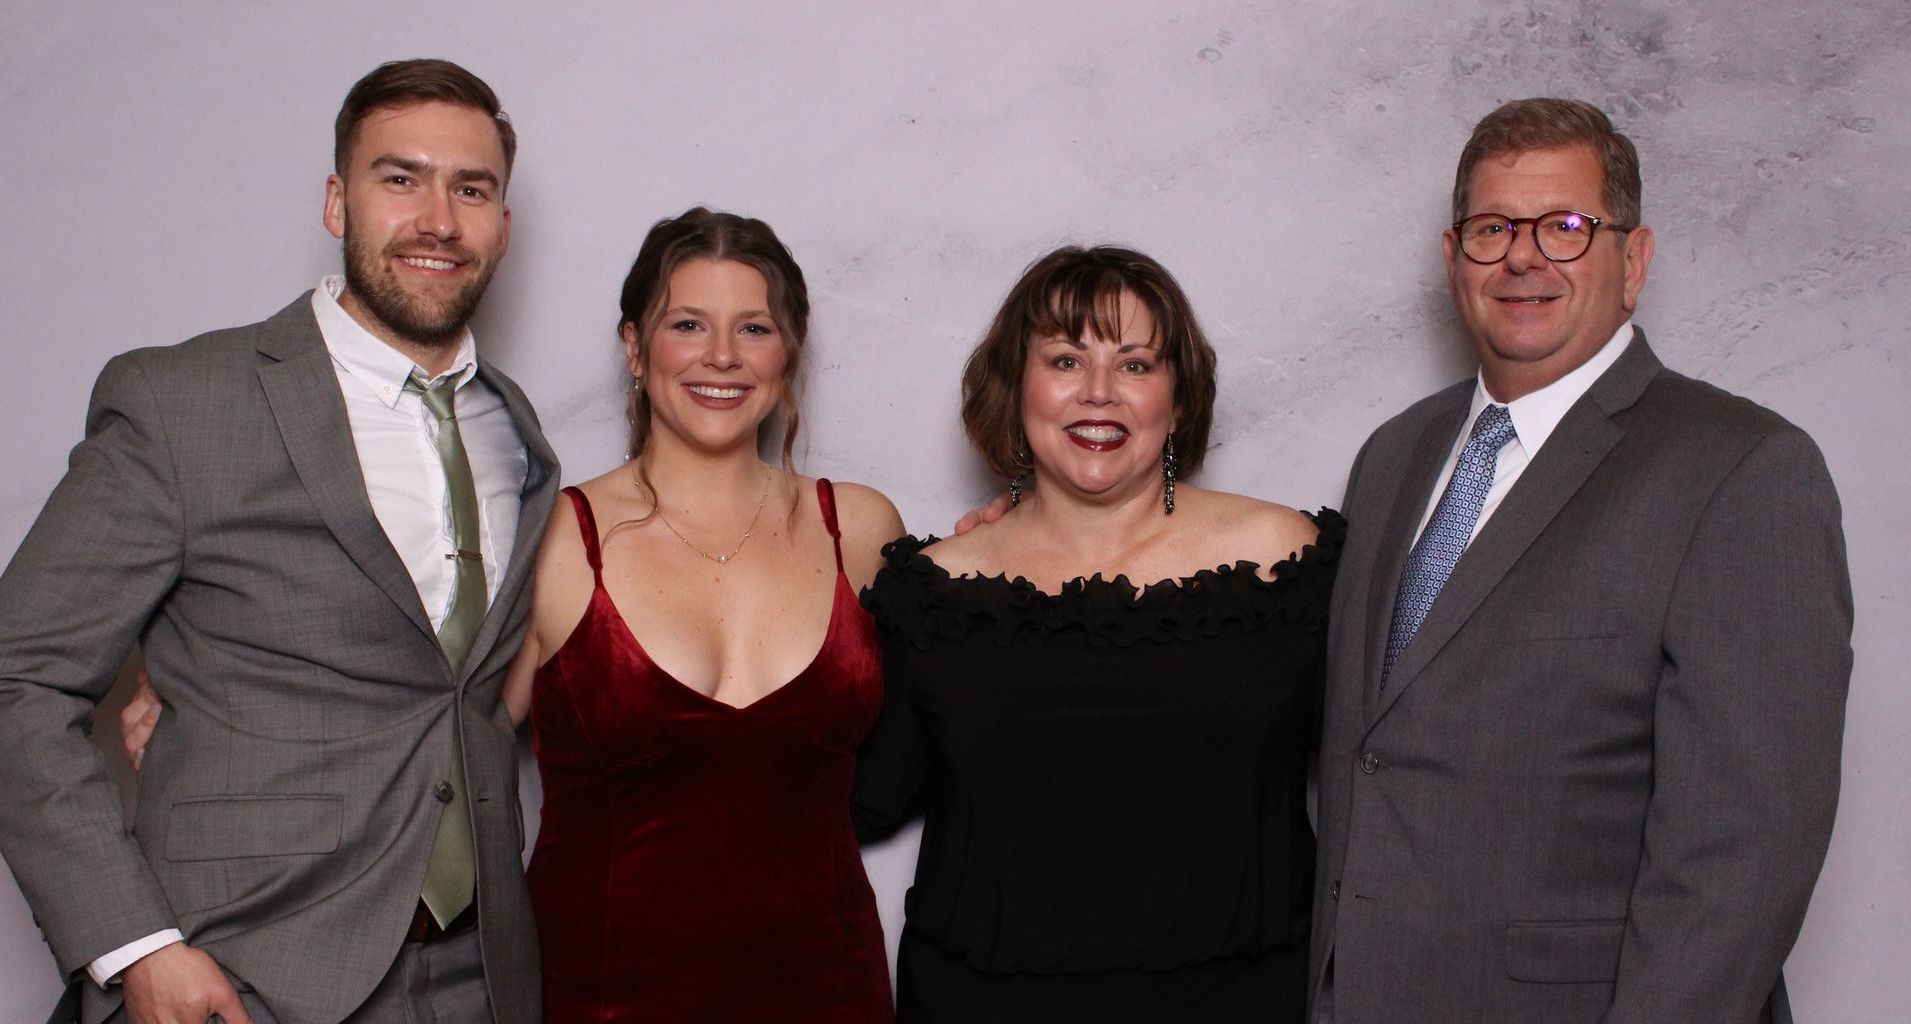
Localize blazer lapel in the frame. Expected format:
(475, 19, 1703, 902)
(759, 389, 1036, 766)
(1361, 387, 1471, 719)
(1368, 330, 1662, 727)
(254, 294, 438, 645)
(458, 363, 560, 684)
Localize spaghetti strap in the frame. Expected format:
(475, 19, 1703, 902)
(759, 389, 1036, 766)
(815, 479, 846, 574)
(561, 486, 605, 579)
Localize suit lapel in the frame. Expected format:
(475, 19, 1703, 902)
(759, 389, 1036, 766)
(1362, 389, 1470, 719)
(255, 294, 439, 645)
(1367, 330, 1662, 728)
(458, 363, 560, 684)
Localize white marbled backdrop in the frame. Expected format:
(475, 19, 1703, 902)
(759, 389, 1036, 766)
(2, 1, 1906, 1019)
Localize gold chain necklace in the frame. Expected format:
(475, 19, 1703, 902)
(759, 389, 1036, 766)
(634, 465, 774, 565)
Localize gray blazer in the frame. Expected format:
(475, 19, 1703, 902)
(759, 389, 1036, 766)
(0, 295, 558, 1024)
(1310, 331, 1852, 1024)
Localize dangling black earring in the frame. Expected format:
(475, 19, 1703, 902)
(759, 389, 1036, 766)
(1161, 433, 1178, 515)
(1009, 445, 1030, 507)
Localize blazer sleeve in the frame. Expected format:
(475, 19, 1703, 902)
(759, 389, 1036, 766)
(1605, 425, 1853, 1023)
(0, 353, 186, 976)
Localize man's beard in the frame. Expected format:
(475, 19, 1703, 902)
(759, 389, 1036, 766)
(340, 224, 497, 349)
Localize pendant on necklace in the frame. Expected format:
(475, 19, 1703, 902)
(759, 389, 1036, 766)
(716, 554, 730, 564)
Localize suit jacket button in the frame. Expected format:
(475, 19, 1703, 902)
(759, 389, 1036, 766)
(1359, 752, 1380, 774)
(433, 780, 455, 803)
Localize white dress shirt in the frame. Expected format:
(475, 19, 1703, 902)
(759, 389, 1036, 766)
(308, 276, 527, 620)
(88, 278, 527, 986)
(1409, 321, 1636, 552)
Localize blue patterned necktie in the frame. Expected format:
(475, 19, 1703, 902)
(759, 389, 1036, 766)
(1381, 404, 1516, 690)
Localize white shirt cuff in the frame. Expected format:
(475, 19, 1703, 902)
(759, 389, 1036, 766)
(87, 930, 184, 987)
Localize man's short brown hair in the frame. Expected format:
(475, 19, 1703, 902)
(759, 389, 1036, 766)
(961, 245, 1218, 480)
(1453, 98, 1641, 226)
(334, 59, 515, 181)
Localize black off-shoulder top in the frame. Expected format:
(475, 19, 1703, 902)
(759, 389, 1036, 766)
(853, 509, 1345, 976)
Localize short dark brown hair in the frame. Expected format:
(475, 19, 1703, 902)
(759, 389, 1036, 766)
(961, 245, 1218, 480)
(1453, 98, 1641, 227)
(334, 59, 516, 181)
(618, 207, 811, 467)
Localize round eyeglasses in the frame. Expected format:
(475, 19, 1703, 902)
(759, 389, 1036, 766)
(1452, 210, 1631, 265)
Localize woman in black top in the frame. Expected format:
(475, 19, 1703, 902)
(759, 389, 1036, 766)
(853, 245, 1341, 1022)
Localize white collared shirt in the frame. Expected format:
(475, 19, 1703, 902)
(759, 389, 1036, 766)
(1409, 321, 1635, 551)
(309, 275, 527, 621)
(87, 278, 528, 987)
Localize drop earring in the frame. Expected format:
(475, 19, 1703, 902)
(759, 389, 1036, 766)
(1162, 433, 1178, 516)
(1009, 445, 1030, 508)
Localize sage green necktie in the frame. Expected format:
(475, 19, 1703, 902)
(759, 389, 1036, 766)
(407, 372, 484, 928)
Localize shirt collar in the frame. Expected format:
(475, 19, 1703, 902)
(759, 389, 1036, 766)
(1467, 320, 1635, 457)
(311, 275, 479, 409)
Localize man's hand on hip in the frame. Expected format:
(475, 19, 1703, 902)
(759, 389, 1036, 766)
(122, 942, 253, 1024)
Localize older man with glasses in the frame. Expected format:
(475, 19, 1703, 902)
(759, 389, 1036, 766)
(1308, 98, 1853, 1024)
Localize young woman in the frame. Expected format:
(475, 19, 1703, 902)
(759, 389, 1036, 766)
(515, 208, 900, 1022)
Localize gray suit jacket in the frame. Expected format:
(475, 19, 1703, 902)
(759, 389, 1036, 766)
(0, 295, 558, 1024)
(1310, 331, 1852, 1024)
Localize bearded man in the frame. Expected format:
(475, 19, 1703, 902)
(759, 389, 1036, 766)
(0, 59, 558, 1024)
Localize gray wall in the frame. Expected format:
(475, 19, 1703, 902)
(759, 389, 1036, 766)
(2, 1, 1905, 1019)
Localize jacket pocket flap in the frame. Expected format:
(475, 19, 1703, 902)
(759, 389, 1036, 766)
(165, 795, 342, 862)
(1505, 919, 1625, 983)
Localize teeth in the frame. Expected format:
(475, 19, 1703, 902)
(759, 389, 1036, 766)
(689, 385, 746, 399)
(1067, 424, 1126, 442)
(401, 257, 456, 270)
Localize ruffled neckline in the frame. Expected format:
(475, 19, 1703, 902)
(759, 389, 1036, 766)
(863, 508, 1345, 649)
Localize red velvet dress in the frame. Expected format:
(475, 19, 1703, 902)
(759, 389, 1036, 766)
(527, 481, 893, 1023)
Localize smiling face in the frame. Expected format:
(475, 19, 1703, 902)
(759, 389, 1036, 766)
(624, 258, 788, 456)
(1020, 290, 1176, 504)
(322, 101, 511, 352)
(1444, 144, 1654, 401)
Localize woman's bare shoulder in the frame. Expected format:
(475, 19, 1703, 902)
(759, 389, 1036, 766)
(825, 480, 905, 539)
(1186, 487, 1320, 564)
(818, 478, 907, 590)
